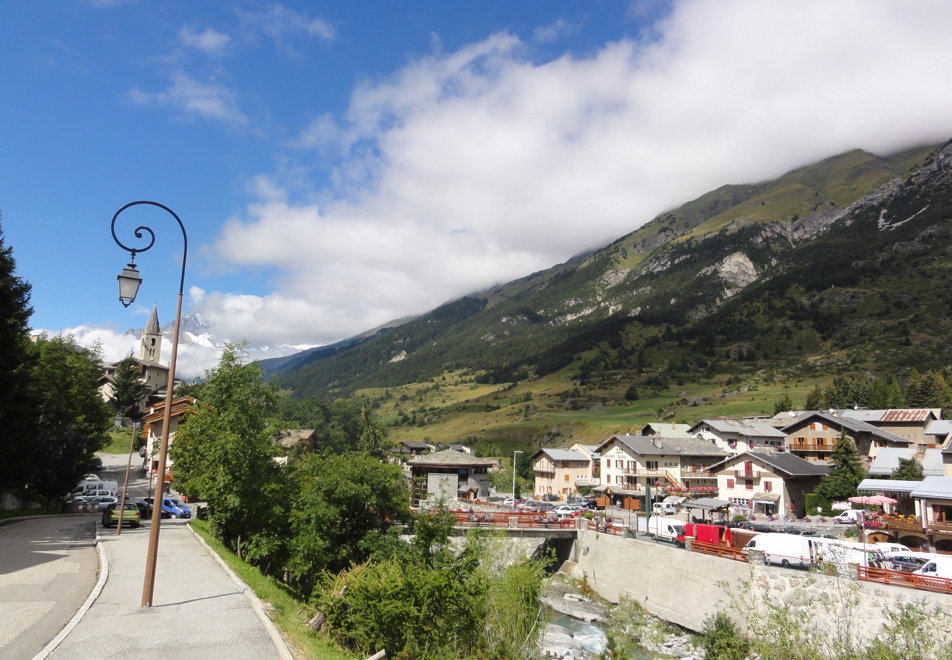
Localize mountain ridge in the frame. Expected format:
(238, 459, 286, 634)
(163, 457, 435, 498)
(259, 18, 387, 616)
(269, 140, 948, 406)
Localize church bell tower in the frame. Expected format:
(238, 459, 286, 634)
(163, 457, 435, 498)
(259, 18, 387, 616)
(140, 305, 163, 364)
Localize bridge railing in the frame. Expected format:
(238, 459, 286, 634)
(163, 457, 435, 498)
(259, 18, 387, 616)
(452, 511, 576, 529)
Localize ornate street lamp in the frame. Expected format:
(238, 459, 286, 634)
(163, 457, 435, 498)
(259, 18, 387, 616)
(111, 200, 187, 608)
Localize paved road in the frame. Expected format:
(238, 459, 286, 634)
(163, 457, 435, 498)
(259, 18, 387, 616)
(0, 515, 99, 660)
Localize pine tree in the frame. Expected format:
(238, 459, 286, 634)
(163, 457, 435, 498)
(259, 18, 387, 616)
(815, 431, 866, 502)
(892, 458, 924, 481)
(111, 353, 149, 422)
(773, 392, 794, 416)
(805, 385, 823, 411)
(0, 218, 39, 492)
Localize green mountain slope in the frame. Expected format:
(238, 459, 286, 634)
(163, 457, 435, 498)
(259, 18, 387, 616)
(271, 139, 952, 448)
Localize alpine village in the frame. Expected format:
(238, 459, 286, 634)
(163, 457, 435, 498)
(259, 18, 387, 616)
(9, 138, 952, 660)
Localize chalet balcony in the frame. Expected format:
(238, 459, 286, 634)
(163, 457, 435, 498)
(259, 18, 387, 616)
(732, 469, 761, 479)
(886, 518, 923, 533)
(535, 466, 555, 476)
(928, 521, 952, 535)
(791, 442, 836, 452)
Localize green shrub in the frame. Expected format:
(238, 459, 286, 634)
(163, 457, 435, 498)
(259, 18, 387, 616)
(701, 611, 750, 660)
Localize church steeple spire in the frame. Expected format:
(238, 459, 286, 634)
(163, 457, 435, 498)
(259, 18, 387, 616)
(140, 305, 163, 364)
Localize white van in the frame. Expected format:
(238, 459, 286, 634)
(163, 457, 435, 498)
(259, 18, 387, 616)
(915, 556, 952, 580)
(832, 510, 865, 524)
(744, 533, 816, 568)
(652, 501, 678, 515)
(634, 515, 685, 543)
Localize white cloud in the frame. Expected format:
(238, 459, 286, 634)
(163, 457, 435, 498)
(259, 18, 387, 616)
(533, 19, 577, 44)
(127, 72, 247, 125)
(236, 4, 335, 49)
(199, 0, 952, 352)
(178, 27, 231, 55)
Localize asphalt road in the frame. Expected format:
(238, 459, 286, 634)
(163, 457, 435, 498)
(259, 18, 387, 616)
(0, 515, 99, 660)
(0, 451, 154, 659)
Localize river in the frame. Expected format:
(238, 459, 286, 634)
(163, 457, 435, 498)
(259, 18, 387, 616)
(547, 613, 658, 659)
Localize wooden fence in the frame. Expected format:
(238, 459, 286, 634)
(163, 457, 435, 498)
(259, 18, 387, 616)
(857, 566, 952, 594)
(689, 540, 749, 562)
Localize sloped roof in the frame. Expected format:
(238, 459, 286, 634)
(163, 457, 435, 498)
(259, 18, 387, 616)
(691, 418, 787, 439)
(641, 423, 694, 438)
(406, 448, 495, 468)
(911, 476, 952, 500)
(866, 448, 946, 476)
(707, 450, 828, 477)
(656, 436, 728, 457)
(278, 429, 316, 448)
(532, 448, 588, 462)
(841, 408, 937, 423)
(926, 420, 952, 437)
(858, 478, 922, 493)
(780, 411, 913, 445)
(596, 434, 726, 458)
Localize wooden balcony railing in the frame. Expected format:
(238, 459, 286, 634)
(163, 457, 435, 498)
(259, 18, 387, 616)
(928, 521, 952, 535)
(791, 442, 835, 452)
(733, 470, 761, 479)
(886, 519, 924, 533)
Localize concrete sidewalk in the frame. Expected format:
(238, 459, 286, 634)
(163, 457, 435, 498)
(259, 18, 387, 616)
(39, 519, 292, 660)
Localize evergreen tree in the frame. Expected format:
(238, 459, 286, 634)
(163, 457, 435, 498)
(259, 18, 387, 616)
(111, 353, 149, 422)
(624, 382, 640, 401)
(773, 392, 794, 416)
(905, 371, 949, 409)
(815, 431, 866, 502)
(892, 457, 924, 481)
(0, 219, 38, 492)
(805, 385, 823, 411)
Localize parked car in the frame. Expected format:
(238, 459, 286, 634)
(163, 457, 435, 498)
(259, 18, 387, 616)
(554, 505, 581, 517)
(89, 496, 118, 510)
(882, 551, 931, 572)
(541, 493, 560, 502)
(102, 502, 141, 528)
(143, 497, 191, 519)
(136, 498, 167, 519)
(503, 498, 522, 507)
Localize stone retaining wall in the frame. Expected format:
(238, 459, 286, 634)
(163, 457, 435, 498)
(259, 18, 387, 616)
(569, 528, 952, 647)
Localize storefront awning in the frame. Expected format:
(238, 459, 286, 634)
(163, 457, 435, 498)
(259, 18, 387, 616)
(752, 492, 780, 503)
(685, 497, 730, 511)
(663, 495, 687, 504)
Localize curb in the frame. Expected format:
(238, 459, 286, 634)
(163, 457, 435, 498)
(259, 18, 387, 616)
(187, 523, 295, 660)
(31, 520, 107, 660)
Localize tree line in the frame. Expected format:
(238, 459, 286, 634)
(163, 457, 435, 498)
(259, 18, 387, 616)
(169, 345, 548, 659)
(0, 222, 112, 506)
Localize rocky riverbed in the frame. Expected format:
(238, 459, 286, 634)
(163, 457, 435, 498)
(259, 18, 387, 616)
(539, 576, 704, 660)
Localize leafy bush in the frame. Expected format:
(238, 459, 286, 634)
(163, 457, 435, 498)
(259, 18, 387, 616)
(701, 611, 751, 660)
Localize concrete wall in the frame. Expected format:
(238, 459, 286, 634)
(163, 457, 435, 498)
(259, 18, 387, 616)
(0, 491, 42, 511)
(569, 528, 952, 647)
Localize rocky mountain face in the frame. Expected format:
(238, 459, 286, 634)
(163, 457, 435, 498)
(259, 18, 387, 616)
(272, 139, 952, 398)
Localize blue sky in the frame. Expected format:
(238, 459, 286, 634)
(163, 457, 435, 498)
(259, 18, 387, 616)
(4, 1, 952, 378)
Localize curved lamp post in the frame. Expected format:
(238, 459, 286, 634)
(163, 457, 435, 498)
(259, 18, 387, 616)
(111, 200, 187, 608)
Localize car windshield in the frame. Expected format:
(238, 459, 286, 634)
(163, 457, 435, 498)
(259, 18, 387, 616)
(122, 503, 139, 511)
